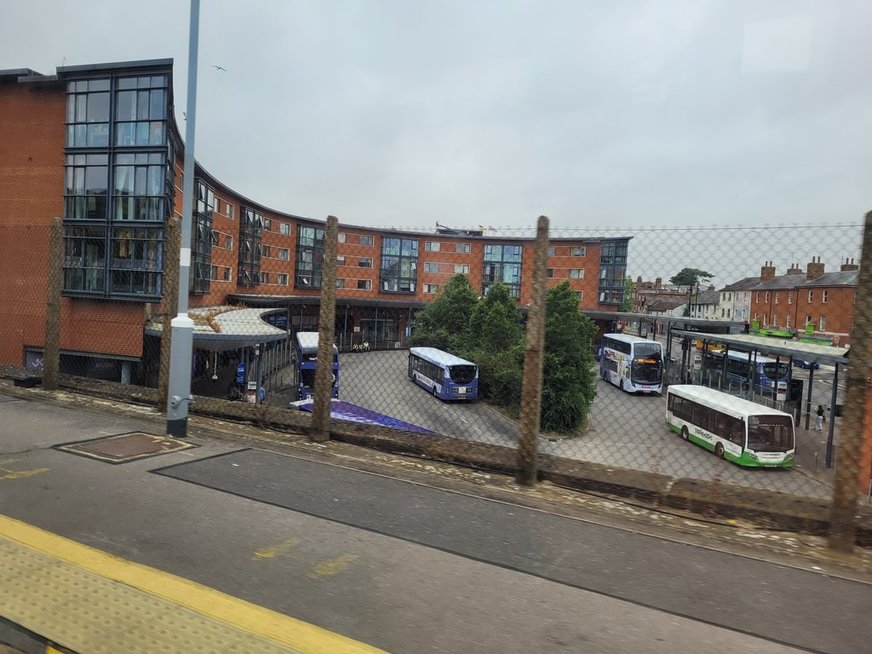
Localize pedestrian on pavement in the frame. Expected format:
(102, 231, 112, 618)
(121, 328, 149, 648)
(815, 404, 825, 431)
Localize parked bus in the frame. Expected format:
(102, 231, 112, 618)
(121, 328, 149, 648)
(600, 333, 663, 394)
(703, 349, 790, 401)
(408, 347, 478, 401)
(293, 332, 339, 401)
(666, 385, 795, 467)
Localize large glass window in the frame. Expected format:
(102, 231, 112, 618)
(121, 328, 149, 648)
(64, 154, 108, 220)
(238, 207, 264, 287)
(482, 244, 522, 298)
(63, 69, 172, 301)
(190, 179, 214, 294)
(598, 238, 629, 305)
(108, 227, 163, 296)
(380, 237, 418, 293)
(114, 75, 168, 147)
(65, 79, 110, 147)
(295, 225, 324, 288)
(63, 227, 106, 293)
(112, 152, 166, 221)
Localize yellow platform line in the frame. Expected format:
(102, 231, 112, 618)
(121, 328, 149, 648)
(0, 514, 385, 654)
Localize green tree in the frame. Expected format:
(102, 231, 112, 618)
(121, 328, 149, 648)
(465, 283, 525, 409)
(540, 282, 598, 432)
(409, 274, 478, 351)
(620, 277, 634, 312)
(669, 268, 714, 288)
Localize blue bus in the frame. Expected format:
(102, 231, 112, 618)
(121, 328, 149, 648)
(408, 347, 478, 401)
(703, 349, 790, 401)
(294, 332, 339, 401)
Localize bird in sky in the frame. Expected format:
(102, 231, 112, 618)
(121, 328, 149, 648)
(212, 65, 227, 72)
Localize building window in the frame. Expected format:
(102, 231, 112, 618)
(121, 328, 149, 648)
(279, 222, 290, 236)
(338, 232, 346, 243)
(64, 153, 108, 220)
(337, 255, 346, 265)
(424, 262, 440, 273)
(262, 245, 271, 258)
(571, 246, 586, 257)
(380, 237, 418, 293)
(574, 291, 583, 301)
(822, 290, 828, 303)
(775, 292, 779, 304)
(107, 227, 163, 296)
(357, 279, 372, 290)
(65, 78, 110, 148)
(336, 278, 345, 288)
(210, 230, 219, 246)
(569, 269, 584, 279)
(113, 75, 168, 147)
(238, 207, 264, 287)
(260, 272, 270, 284)
(424, 284, 439, 294)
(808, 290, 814, 303)
(425, 241, 440, 252)
(547, 269, 554, 278)
(597, 239, 629, 305)
(819, 315, 827, 331)
(765, 291, 770, 303)
(278, 248, 289, 261)
(456, 243, 471, 254)
(226, 235, 233, 250)
(210, 265, 218, 281)
(262, 218, 271, 231)
(295, 224, 324, 288)
(190, 179, 214, 294)
(482, 244, 522, 298)
(805, 314, 813, 327)
(225, 203, 234, 219)
(454, 264, 469, 275)
(360, 235, 374, 246)
(223, 267, 232, 281)
(358, 257, 373, 268)
(277, 273, 288, 285)
(788, 291, 793, 305)
(63, 70, 173, 301)
(547, 247, 556, 257)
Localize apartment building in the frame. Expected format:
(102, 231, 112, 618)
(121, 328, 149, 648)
(0, 59, 630, 383)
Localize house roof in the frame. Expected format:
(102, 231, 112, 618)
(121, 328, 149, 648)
(694, 290, 720, 305)
(721, 276, 760, 292)
(799, 270, 859, 288)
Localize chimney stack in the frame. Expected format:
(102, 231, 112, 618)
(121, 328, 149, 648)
(841, 257, 859, 272)
(760, 261, 776, 281)
(786, 262, 803, 275)
(806, 256, 825, 280)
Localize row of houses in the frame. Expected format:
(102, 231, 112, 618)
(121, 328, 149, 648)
(635, 258, 860, 345)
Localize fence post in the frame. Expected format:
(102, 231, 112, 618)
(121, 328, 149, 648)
(42, 218, 63, 390)
(516, 215, 549, 486)
(311, 215, 339, 443)
(828, 210, 872, 552)
(158, 217, 181, 409)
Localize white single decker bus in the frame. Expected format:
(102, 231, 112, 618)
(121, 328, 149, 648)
(666, 385, 795, 468)
(600, 333, 663, 394)
(408, 347, 479, 401)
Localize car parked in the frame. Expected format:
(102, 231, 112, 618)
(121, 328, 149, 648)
(793, 357, 819, 370)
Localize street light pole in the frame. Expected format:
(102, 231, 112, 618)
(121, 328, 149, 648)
(166, 0, 200, 437)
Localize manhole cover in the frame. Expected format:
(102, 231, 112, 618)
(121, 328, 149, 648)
(57, 432, 197, 463)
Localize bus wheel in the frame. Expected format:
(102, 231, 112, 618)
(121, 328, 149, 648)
(715, 443, 725, 459)
(680, 426, 689, 441)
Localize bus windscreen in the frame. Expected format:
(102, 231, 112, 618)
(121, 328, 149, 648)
(449, 365, 477, 384)
(634, 342, 661, 357)
(747, 415, 794, 452)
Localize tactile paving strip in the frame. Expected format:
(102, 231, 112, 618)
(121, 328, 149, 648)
(0, 537, 301, 653)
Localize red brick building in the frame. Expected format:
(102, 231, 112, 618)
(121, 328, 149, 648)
(749, 258, 859, 345)
(0, 59, 630, 383)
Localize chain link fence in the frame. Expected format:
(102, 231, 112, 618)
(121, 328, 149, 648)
(3, 215, 871, 548)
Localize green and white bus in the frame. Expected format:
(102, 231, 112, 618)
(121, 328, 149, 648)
(666, 385, 795, 468)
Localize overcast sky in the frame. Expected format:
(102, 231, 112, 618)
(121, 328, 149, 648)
(2, 1, 870, 282)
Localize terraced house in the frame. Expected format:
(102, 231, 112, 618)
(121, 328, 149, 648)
(0, 58, 630, 384)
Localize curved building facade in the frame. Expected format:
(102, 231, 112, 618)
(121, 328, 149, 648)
(0, 59, 629, 383)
